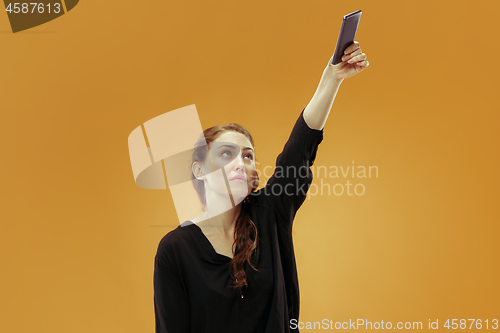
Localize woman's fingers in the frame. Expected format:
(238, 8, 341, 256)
(353, 60, 369, 70)
(342, 48, 362, 62)
(354, 60, 369, 68)
(344, 41, 360, 55)
(327, 41, 369, 74)
(347, 53, 367, 64)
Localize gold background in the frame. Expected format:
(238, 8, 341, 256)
(1, 0, 498, 331)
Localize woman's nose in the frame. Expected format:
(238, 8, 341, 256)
(234, 154, 245, 171)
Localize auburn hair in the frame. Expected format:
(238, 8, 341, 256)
(190, 123, 260, 289)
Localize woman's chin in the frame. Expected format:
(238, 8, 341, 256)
(230, 186, 250, 204)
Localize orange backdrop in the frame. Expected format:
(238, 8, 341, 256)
(1, 0, 499, 332)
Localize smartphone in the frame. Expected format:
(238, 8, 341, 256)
(331, 10, 362, 65)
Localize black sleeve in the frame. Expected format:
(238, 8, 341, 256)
(263, 108, 324, 232)
(153, 250, 190, 333)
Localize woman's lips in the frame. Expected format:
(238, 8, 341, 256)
(230, 176, 247, 183)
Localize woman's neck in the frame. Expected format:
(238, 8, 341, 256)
(197, 203, 242, 236)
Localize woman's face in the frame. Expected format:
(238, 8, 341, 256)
(196, 131, 257, 206)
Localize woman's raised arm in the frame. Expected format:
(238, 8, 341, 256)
(303, 41, 369, 130)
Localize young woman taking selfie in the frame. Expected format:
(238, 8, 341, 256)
(154, 41, 369, 333)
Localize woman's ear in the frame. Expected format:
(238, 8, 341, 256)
(192, 162, 205, 180)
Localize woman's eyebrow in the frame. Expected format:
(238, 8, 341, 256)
(217, 145, 254, 152)
(217, 144, 237, 150)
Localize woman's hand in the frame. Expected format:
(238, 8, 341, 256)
(303, 41, 369, 130)
(326, 41, 369, 81)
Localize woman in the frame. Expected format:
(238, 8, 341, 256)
(154, 41, 369, 333)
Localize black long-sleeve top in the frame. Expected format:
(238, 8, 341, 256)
(154, 109, 324, 332)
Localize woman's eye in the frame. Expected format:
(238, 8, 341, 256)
(221, 150, 232, 157)
(244, 154, 254, 160)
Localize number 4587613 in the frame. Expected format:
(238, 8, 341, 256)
(5, 3, 61, 14)
(443, 319, 498, 330)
